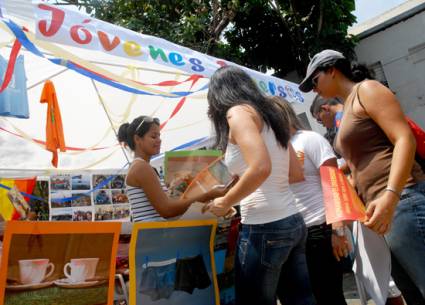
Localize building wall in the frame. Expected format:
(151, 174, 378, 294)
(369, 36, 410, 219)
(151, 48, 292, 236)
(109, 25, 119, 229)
(354, 10, 425, 128)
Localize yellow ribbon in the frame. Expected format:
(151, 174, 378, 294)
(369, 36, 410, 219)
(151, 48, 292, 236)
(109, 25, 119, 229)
(0, 21, 180, 97)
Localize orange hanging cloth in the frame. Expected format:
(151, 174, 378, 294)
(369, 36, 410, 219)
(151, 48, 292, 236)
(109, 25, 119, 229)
(39, 80, 66, 167)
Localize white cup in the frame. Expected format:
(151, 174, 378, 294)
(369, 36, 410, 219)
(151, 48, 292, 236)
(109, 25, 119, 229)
(19, 259, 55, 285)
(64, 258, 99, 283)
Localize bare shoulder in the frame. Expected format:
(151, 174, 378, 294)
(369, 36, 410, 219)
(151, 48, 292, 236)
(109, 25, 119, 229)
(226, 104, 262, 129)
(127, 159, 155, 185)
(128, 159, 150, 172)
(226, 104, 257, 118)
(359, 80, 393, 98)
(356, 79, 399, 112)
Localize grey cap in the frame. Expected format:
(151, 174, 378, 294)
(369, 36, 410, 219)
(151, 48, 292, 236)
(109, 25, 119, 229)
(299, 49, 345, 92)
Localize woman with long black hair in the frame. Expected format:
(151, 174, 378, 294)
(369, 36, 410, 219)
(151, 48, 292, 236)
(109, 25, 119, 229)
(204, 66, 315, 305)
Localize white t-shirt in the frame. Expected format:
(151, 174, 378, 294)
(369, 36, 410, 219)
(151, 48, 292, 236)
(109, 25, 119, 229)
(225, 127, 298, 225)
(290, 130, 336, 227)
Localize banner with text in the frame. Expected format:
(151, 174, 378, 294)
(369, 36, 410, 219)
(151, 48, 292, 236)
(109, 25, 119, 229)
(32, 3, 304, 103)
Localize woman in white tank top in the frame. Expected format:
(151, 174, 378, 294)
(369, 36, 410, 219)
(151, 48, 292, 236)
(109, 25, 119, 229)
(204, 66, 316, 305)
(117, 116, 226, 222)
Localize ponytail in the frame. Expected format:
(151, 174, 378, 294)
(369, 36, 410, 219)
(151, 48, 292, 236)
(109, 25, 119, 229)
(327, 58, 374, 82)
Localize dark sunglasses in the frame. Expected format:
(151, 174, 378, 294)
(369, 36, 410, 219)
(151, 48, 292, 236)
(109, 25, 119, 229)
(135, 116, 160, 133)
(311, 71, 322, 88)
(314, 109, 324, 123)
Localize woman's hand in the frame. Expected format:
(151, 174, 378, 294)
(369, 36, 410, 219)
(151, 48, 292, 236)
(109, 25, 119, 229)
(198, 185, 229, 203)
(198, 176, 239, 203)
(364, 191, 399, 235)
(202, 197, 232, 217)
(331, 234, 351, 261)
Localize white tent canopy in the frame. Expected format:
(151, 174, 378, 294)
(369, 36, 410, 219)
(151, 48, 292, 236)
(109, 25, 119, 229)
(0, 1, 320, 175)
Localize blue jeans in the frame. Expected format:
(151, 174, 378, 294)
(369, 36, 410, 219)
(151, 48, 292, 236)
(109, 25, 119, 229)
(385, 181, 425, 301)
(235, 213, 316, 305)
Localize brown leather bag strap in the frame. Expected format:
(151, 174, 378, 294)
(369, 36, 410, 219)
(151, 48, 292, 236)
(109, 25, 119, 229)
(350, 81, 369, 116)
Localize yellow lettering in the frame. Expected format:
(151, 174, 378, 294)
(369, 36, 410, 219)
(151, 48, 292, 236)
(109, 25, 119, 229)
(123, 40, 142, 57)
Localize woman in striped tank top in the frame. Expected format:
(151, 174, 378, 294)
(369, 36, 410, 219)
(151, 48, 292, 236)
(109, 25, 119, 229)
(118, 116, 226, 222)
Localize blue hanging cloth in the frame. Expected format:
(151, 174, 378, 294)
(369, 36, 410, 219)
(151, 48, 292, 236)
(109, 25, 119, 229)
(0, 54, 29, 118)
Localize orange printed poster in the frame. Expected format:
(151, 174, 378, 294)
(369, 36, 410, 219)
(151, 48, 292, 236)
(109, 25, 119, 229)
(182, 158, 235, 199)
(0, 221, 121, 305)
(320, 166, 367, 224)
(164, 150, 222, 198)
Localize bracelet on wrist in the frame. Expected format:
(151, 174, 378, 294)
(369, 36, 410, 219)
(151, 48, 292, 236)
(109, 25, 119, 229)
(332, 227, 345, 237)
(385, 186, 401, 199)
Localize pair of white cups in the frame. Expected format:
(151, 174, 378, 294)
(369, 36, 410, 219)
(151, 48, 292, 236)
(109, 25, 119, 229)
(18, 257, 99, 285)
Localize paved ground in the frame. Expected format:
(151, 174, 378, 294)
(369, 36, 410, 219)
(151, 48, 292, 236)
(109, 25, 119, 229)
(344, 272, 376, 305)
(278, 272, 376, 305)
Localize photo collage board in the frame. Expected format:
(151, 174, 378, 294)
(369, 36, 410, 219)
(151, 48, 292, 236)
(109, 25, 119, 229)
(49, 172, 130, 222)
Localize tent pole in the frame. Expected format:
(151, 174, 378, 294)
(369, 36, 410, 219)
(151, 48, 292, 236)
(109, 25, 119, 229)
(90, 79, 131, 165)
(27, 68, 69, 90)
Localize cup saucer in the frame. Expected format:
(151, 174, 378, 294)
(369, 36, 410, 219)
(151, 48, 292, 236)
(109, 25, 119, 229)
(6, 281, 53, 291)
(54, 278, 106, 289)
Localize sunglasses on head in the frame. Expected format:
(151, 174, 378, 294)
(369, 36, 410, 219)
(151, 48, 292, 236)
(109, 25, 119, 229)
(135, 116, 160, 133)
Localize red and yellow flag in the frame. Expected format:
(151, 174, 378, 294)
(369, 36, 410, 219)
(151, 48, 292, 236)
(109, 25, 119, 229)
(0, 178, 36, 220)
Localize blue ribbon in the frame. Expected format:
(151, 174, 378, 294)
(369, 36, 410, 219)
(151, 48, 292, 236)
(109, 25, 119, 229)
(0, 183, 46, 203)
(51, 174, 115, 203)
(0, 137, 209, 204)
(151, 136, 210, 161)
(2, 18, 209, 98)
(0, 163, 129, 204)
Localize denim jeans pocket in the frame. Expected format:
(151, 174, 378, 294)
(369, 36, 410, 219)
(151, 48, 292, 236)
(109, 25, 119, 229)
(238, 238, 249, 267)
(261, 232, 295, 269)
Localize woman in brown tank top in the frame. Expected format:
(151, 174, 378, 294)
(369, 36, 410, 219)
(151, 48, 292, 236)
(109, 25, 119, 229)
(299, 50, 425, 303)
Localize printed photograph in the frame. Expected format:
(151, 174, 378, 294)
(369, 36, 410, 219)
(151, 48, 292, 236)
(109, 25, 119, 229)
(71, 192, 92, 207)
(52, 212, 73, 221)
(72, 208, 93, 221)
(50, 209, 73, 221)
(95, 205, 114, 221)
(94, 190, 112, 205)
(50, 191, 72, 209)
(110, 175, 125, 190)
(50, 176, 71, 191)
(111, 190, 128, 204)
(112, 205, 130, 221)
(93, 175, 110, 190)
(71, 175, 91, 190)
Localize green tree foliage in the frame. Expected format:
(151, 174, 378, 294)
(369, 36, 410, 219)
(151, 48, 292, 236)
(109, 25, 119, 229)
(226, 0, 357, 77)
(55, 0, 357, 78)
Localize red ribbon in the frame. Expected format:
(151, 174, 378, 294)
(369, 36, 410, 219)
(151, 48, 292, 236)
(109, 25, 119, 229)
(0, 126, 116, 151)
(72, 62, 204, 88)
(160, 75, 202, 130)
(0, 39, 22, 92)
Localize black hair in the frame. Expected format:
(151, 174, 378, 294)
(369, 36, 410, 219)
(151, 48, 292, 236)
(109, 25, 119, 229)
(117, 116, 160, 151)
(269, 96, 305, 131)
(319, 58, 375, 83)
(310, 95, 342, 117)
(207, 66, 290, 150)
